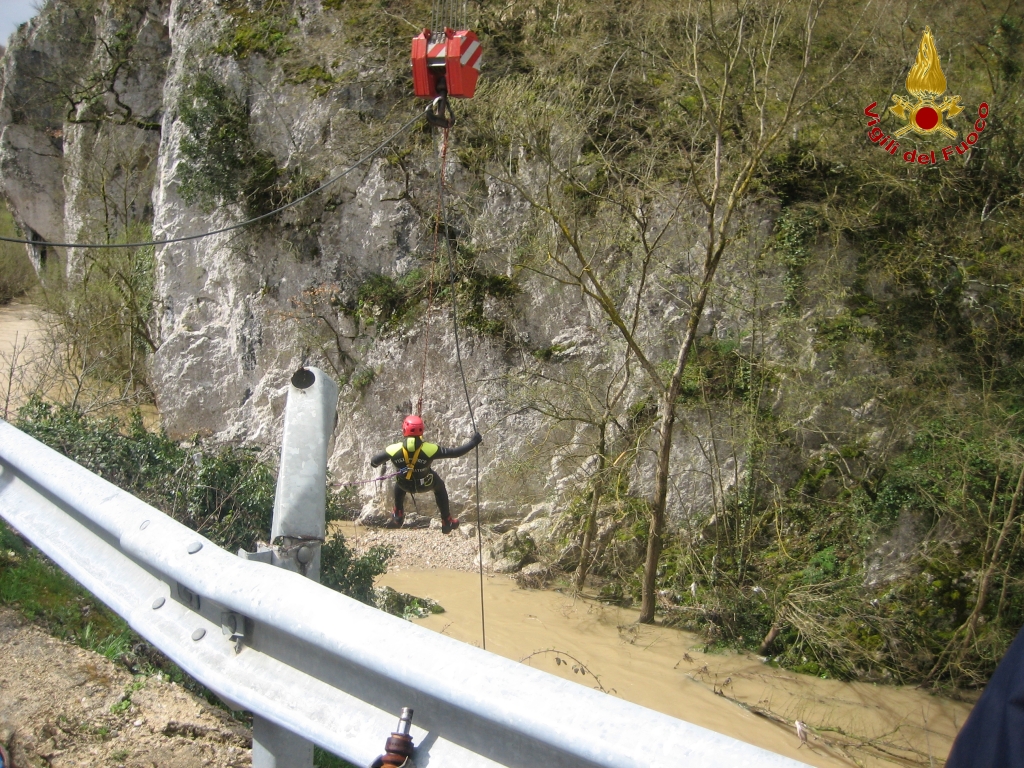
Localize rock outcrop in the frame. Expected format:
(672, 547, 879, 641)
(0, 0, 895, 546)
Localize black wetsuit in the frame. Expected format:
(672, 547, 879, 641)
(370, 433, 480, 520)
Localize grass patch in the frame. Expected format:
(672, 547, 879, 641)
(0, 199, 37, 304)
(285, 64, 352, 97)
(215, 0, 296, 60)
(0, 520, 127, 648)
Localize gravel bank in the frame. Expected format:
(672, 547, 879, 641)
(335, 520, 492, 573)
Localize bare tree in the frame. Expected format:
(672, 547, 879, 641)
(487, 0, 878, 622)
(506, 344, 645, 592)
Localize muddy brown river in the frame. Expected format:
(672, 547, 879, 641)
(0, 299, 43, 418)
(379, 569, 973, 768)
(0, 300, 159, 424)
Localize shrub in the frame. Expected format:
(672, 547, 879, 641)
(176, 72, 312, 218)
(36, 229, 157, 403)
(320, 537, 394, 606)
(13, 397, 389, 586)
(0, 201, 37, 303)
(176, 72, 260, 211)
(215, 0, 296, 60)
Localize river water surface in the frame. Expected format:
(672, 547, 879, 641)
(0, 299, 44, 418)
(378, 568, 973, 768)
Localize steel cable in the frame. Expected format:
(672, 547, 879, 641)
(436, 122, 486, 651)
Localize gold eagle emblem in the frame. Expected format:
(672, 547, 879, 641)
(890, 27, 963, 139)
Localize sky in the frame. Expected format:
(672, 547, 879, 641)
(0, 0, 40, 49)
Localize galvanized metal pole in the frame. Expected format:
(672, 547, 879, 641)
(252, 366, 338, 768)
(269, 366, 339, 581)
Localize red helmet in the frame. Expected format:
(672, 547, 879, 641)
(402, 414, 425, 437)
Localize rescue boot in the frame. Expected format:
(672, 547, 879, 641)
(441, 517, 459, 534)
(386, 509, 405, 529)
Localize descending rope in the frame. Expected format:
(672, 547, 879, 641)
(331, 469, 403, 487)
(436, 122, 486, 651)
(0, 110, 426, 250)
(415, 142, 448, 417)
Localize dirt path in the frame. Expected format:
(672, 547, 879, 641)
(0, 608, 251, 768)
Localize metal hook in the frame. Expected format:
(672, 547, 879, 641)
(425, 95, 455, 129)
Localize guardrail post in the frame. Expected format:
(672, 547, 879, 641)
(252, 366, 338, 768)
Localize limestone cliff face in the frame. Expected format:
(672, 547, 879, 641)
(0, 0, 169, 272)
(0, 0, 894, 530)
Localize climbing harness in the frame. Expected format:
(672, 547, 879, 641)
(370, 707, 416, 768)
(401, 441, 424, 481)
(0, 107, 430, 250)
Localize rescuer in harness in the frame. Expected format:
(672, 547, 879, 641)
(370, 415, 481, 533)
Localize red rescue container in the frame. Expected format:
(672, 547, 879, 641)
(411, 28, 482, 100)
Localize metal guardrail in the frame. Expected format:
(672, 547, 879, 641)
(0, 417, 806, 768)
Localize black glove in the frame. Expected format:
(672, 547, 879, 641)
(470, 431, 482, 447)
(370, 457, 382, 468)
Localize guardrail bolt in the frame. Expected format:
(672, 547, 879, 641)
(397, 707, 413, 736)
(177, 583, 200, 610)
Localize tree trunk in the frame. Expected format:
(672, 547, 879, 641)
(639, 393, 675, 622)
(639, 276, 715, 623)
(573, 423, 606, 593)
(758, 624, 782, 655)
(573, 486, 600, 593)
(966, 462, 1024, 640)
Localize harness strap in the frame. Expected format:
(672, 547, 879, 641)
(402, 443, 424, 480)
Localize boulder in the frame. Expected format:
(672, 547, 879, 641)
(514, 562, 552, 589)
